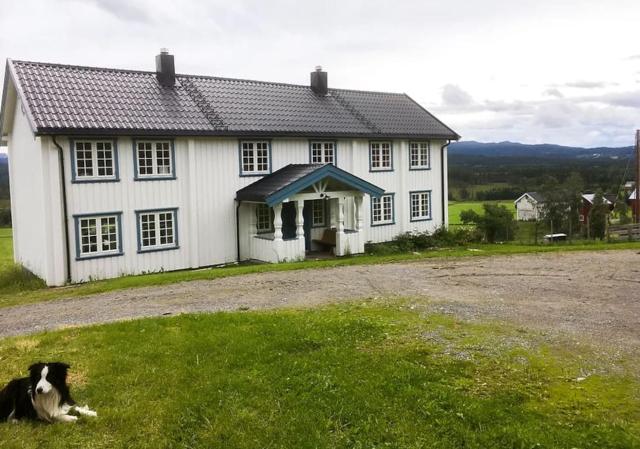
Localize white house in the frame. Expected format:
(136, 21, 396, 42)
(514, 192, 545, 221)
(0, 50, 459, 286)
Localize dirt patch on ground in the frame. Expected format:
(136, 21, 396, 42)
(0, 250, 638, 351)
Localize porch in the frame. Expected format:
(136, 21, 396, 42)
(236, 164, 384, 263)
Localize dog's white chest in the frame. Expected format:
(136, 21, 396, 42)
(31, 389, 65, 422)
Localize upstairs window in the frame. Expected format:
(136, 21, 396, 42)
(409, 142, 430, 169)
(256, 204, 273, 233)
(371, 194, 394, 226)
(135, 140, 175, 179)
(310, 141, 336, 165)
(75, 213, 122, 259)
(72, 140, 118, 182)
(410, 191, 432, 221)
(370, 142, 393, 171)
(137, 209, 179, 252)
(241, 141, 271, 176)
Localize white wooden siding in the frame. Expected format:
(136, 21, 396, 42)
(10, 130, 449, 284)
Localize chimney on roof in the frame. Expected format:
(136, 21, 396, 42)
(310, 65, 328, 96)
(155, 48, 175, 87)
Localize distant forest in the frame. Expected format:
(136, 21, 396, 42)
(448, 141, 634, 201)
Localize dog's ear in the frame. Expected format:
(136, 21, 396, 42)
(54, 362, 71, 374)
(28, 362, 43, 372)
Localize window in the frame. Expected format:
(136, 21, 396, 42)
(370, 142, 392, 171)
(409, 142, 430, 169)
(410, 191, 432, 221)
(72, 140, 118, 181)
(310, 141, 336, 165)
(256, 204, 273, 233)
(371, 194, 394, 225)
(75, 213, 122, 259)
(241, 141, 271, 175)
(137, 209, 179, 252)
(312, 200, 326, 226)
(135, 140, 174, 179)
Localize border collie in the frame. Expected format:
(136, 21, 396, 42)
(0, 362, 97, 423)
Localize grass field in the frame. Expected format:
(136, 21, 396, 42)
(448, 200, 515, 225)
(0, 301, 637, 448)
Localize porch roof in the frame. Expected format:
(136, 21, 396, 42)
(236, 164, 385, 206)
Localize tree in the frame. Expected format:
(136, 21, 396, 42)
(588, 190, 609, 240)
(540, 176, 567, 235)
(460, 204, 518, 243)
(613, 190, 631, 225)
(563, 172, 584, 239)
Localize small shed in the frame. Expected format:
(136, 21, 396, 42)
(514, 192, 545, 221)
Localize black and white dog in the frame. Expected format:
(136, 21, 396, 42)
(0, 362, 97, 423)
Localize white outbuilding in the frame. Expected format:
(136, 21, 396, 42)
(514, 192, 545, 221)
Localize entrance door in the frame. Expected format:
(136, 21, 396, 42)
(303, 201, 313, 250)
(281, 202, 297, 240)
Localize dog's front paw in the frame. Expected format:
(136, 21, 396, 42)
(58, 414, 78, 423)
(74, 405, 98, 417)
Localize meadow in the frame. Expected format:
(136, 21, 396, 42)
(0, 301, 638, 448)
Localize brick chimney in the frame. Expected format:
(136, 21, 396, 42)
(310, 66, 328, 96)
(155, 48, 175, 87)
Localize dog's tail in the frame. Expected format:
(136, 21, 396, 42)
(0, 380, 21, 420)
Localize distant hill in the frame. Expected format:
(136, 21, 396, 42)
(449, 141, 634, 160)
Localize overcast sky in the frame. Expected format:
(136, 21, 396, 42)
(1, 0, 639, 147)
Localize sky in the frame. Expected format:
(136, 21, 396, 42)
(1, 0, 639, 148)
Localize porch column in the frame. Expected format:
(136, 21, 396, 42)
(295, 200, 304, 239)
(273, 203, 283, 241)
(354, 195, 364, 231)
(337, 197, 345, 234)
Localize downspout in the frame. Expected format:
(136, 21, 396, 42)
(440, 140, 451, 228)
(52, 136, 72, 284)
(236, 199, 242, 263)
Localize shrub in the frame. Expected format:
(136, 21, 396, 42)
(365, 227, 482, 255)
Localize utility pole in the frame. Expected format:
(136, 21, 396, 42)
(636, 130, 640, 224)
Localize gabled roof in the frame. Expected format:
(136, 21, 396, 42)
(0, 59, 460, 140)
(514, 191, 545, 204)
(236, 164, 384, 206)
(582, 193, 613, 205)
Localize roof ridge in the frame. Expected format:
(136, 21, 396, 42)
(330, 90, 381, 134)
(180, 78, 228, 131)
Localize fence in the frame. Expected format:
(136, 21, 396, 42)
(608, 223, 640, 241)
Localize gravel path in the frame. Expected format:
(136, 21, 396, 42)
(1, 250, 639, 349)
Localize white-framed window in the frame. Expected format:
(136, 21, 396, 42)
(256, 204, 273, 233)
(135, 140, 174, 179)
(312, 200, 326, 226)
(73, 140, 117, 181)
(370, 142, 392, 171)
(409, 142, 430, 169)
(371, 194, 394, 225)
(75, 213, 122, 258)
(410, 191, 432, 221)
(310, 141, 335, 165)
(137, 209, 178, 252)
(241, 141, 270, 175)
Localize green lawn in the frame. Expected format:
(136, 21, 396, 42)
(0, 302, 637, 448)
(448, 200, 515, 225)
(1, 227, 640, 310)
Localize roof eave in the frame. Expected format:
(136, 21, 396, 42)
(1, 59, 39, 136)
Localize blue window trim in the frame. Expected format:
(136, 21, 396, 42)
(132, 138, 177, 181)
(70, 138, 120, 183)
(368, 140, 394, 172)
(409, 190, 433, 222)
(308, 140, 338, 167)
(408, 141, 432, 171)
(135, 207, 180, 253)
(370, 192, 396, 227)
(238, 139, 273, 177)
(73, 211, 124, 261)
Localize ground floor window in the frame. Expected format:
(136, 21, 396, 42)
(256, 204, 273, 233)
(410, 191, 432, 221)
(312, 200, 326, 226)
(371, 194, 394, 225)
(75, 213, 122, 259)
(136, 209, 179, 252)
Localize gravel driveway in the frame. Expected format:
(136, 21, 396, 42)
(1, 250, 639, 349)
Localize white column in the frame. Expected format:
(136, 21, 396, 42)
(295, 200, 304, 239)
(337, 197, 345, 234)
(249, 204, 257, 237)
(273, 203, 283, 241)
(354, 195, 364, 232)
